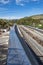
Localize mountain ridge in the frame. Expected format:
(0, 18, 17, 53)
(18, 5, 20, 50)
(30, 14, 43, 19)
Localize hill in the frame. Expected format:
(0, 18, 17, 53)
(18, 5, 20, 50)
(16, 14, 43, 29)
(0, 14, 43, 29)
(31, 14, 43, 19)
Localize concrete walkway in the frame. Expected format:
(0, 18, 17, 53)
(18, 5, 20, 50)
(7, 27, 31, 65)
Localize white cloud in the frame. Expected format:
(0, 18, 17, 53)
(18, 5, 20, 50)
(0, 16, 22, 19)
(16, 0, 39, 6)
(0, 16, 16, 19)
(16, 0, 29, 6)
(19, 3, 24, 6)
(0, 0, 9, 4)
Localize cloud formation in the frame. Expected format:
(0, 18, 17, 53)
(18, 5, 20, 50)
(16, 0, 39, 6)
(0, 16, 16, 19)
(0, 0, 9, 4)
(16, 0, 29, 6)
(0, 0, 39, 5)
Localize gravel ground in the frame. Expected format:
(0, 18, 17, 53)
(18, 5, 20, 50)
(0, 31, 9, 65)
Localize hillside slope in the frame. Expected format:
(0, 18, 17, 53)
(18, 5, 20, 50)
(31, 14, 43, 19)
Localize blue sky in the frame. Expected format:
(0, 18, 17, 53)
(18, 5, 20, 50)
(0, 0, 43, 19)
